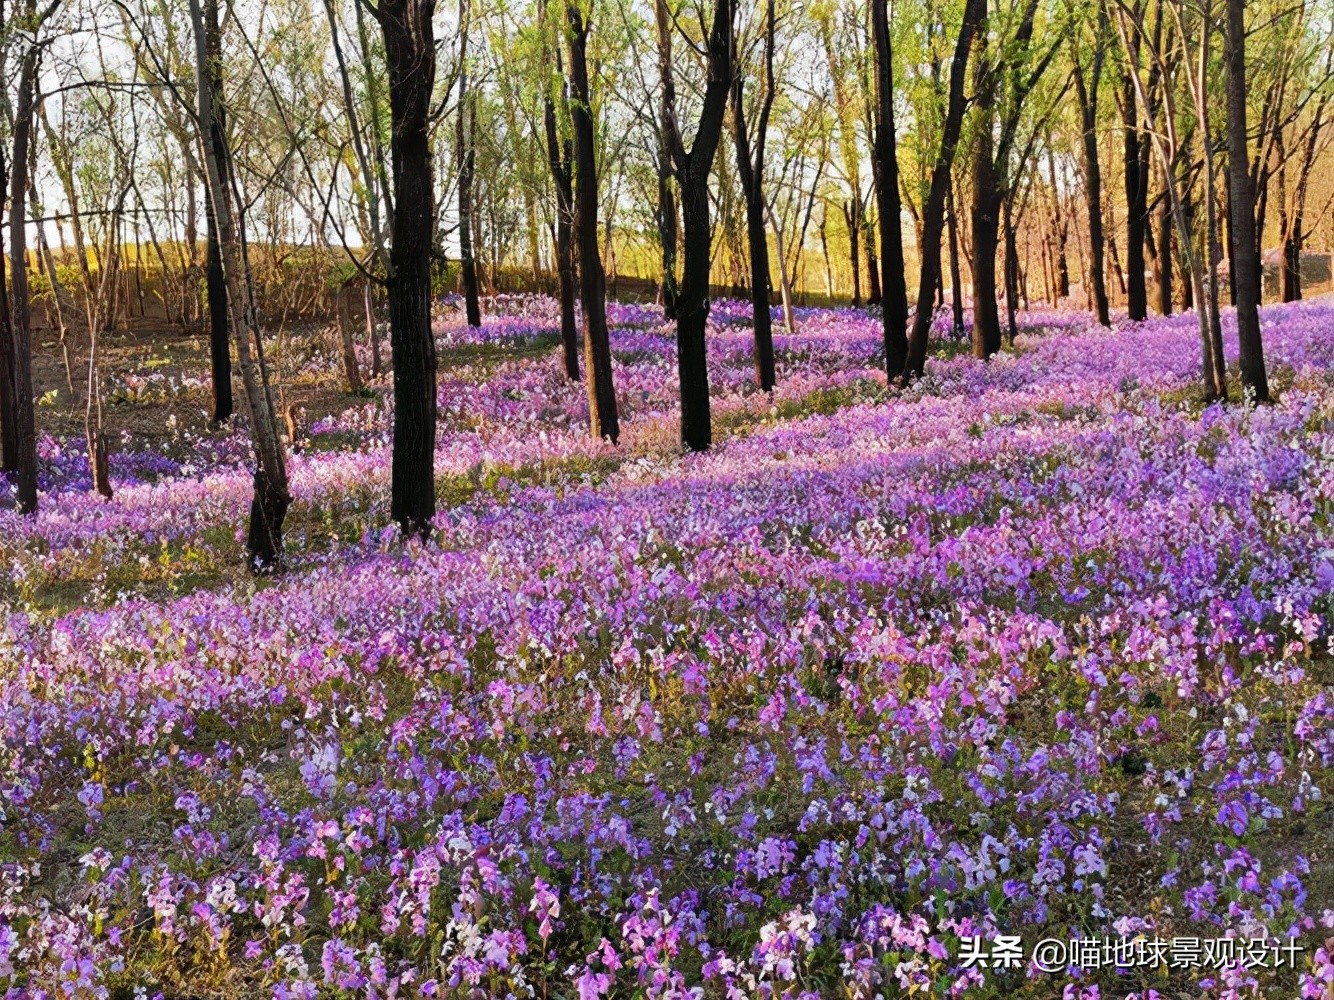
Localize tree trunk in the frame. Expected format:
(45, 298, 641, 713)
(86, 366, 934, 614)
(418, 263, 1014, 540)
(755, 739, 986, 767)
(904, 0, 985, 382)
(8, 45, 40, 512)
(190, 0, 292, 568)
(657, 160, 679, 321)
(947, 178, 965, 336)
(865, 218, 881, 306)
(1195, 6, 1228, 401)
(970, 35, 1002, 359)
(378, 0, 440, 538)
(1003, 196, 1020, 346)
(1123, 69, 1150, 320)
(970, 160, 1003, 356)
(1284, 89, 1328, 303)
(205, 206, 232, 421)
(1049, 151, 1071, 302)
(871, 0, 909, 377)
(658, 0, 734, 451)
(567, 3, 620, 442)
(365, 283, 382, 376)
(542, 15, 581, 382)
(767, 203, 797, 335)
(0, 191, 16, 475)
(1225, 0, 1268, 401)
(204, 0, 233, 424)
(730, 1, 777, 392)
(844, 201, 862, 306)
(820, 212, 834, 296)
(458, 1, 482, 329)
(677, 176, 713, 450)
(1157, 180, 1173, 314)
(1280, 219, 1299, 303)
(84, 198, 126, 501)
(336, 285, 364, 394)
(1074, 53, 1111, 327)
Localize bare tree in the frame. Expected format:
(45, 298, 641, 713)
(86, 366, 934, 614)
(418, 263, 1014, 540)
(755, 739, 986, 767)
(656, 0, 736, 451)
(731, 0, 777, 392)
(1225, 0, 1268, 401)
(369, 0, 440, 538)
(565, 0, 619, 442)
(871, 0, 908, 375)
(903, 0, 985, 383)
(540, 0, 580, 381)
(188, 0, 292, 567)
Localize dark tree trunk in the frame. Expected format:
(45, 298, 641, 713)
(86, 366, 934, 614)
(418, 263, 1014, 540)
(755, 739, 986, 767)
(567, 3, 620, 442)
(1224, 176, 1237, 307)
(1181, 189, 1194, 311)
(1281, 92, 1326, 303)
(731, 0, 777, 392)
(1048, 151, 1071, 301)
(657, 162, 679, 320)
(905, 0, 985, 382)
(0, 146, 16, 472)
(8, 45, 40, 512)
(677, 176, 714, 451)
(379, 0, 440, 538)
(1157, 183, 1173, 314)
(1225, 0, 1269, 401)
(658, 0, 734, 451)
(971, 178, 1002, 358)
(542, 18, 581, 381)
(205, 213, 233, 421)
(901, 0, 987, 381)
(458, 1, 482, 329)
(1123, 75, 1150, 321)
(844, 201, 862, 306)
(555, 215, 580, 379)
(204, 0, 232, 424)
(336, 285, 365, 394)
(946, 178, 965, 336)
(871, 0, 908, 377)
(1281, 225, 1301, 302)
(865, 220, 881, 306)
(970, 178, 1005, 357)
(191, 0, 290, 571)
(458, 134, 481, 327)
(970, 34, 1002, 359)
(1074, 50, 1111, 328)
(1004, 197, 1020, 346)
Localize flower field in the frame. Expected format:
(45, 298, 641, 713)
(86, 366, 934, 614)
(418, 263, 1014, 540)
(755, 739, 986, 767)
(1, 299, 1333, 998)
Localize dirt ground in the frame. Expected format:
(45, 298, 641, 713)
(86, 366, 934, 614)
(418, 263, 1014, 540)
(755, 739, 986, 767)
(28, 314, 379, 455)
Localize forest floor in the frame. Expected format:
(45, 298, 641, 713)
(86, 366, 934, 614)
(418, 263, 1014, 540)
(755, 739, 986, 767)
(1, 297, 1332, 999)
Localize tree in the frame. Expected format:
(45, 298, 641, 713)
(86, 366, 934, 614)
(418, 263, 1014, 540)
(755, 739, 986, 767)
(458, 0, 482, 327)
(871, 0, 908, 376)
(969, 0, 1057, 358)
(1071, 10, 1111, 328)
(1225, 0, 1268, 401)
(731, 0, 777, 392)
(6, 8, 49, 513)
(188, 0, 292, 568)
(656, 0, 736, 451)
(1116, 0, 1227, 401)
(202, 0, 233, 423)
(0, 196, 13, 474)
(372, 0, 440, 538)
(540, 2, 581, 381)
(565, 0, 619, 442)
(815, 0, 870, 308)
(1119, 0, 1160, 321)
(903, 0, 985, 383)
